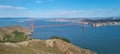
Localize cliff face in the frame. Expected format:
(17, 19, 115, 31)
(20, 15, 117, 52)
(0, 39, 96, 54)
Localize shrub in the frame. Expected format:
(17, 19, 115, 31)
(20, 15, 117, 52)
(50, 36, 71, 43)
(0, 30, 28, 43)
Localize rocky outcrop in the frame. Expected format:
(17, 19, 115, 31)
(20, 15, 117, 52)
(0, 39, 97, 54)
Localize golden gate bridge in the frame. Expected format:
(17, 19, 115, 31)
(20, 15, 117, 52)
(30, 18, 86, 32)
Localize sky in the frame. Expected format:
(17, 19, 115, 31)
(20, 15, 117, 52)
(0, 0, 120, 18)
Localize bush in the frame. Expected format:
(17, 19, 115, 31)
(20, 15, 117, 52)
(0, 30, 28, 43)
(50, 36, 71, 43)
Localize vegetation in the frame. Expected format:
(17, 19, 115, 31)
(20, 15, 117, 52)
(50, 36, 71, 43)
(0, 30, 28, 43)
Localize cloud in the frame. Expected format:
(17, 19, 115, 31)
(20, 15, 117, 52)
(49, 9, 120, 17)
(36, 1, 43, 4)
(0, 8, 120, 18)
(55, 10, 80, 15)
(35, 0, 53, 4)
(48, 0, 53, 2)
(7, 9, 119, 18)
(0, 5, 27, 10)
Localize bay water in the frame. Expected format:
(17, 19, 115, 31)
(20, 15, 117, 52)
(0, 18, 120, 54)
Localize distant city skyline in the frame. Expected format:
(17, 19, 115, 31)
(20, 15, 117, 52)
(0, 0, 120, 18)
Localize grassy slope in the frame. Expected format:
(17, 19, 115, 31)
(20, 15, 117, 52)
(0, 39, 96, 54)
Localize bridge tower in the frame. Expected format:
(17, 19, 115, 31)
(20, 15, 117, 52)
(30, 19, 34, 32)
(82, 18, 85, 27)
(82, 18, 85, 30)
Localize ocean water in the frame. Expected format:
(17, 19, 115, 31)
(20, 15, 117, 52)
(0, 18, 120, 54)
